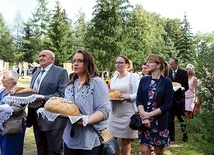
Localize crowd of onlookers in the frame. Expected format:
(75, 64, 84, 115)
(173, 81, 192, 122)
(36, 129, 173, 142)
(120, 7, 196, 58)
(0, 50, 199, 155)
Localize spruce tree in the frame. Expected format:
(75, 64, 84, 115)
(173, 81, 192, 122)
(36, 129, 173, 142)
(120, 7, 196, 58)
(44, 1, 74, 66)
(0, 13, 16, 63)
(85, 0, 132, 72)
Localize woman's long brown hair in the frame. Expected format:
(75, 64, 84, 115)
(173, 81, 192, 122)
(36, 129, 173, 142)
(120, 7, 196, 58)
(66, 50, 99, 86)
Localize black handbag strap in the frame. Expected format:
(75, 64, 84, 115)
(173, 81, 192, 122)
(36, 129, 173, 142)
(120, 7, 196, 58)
(90, 125, 104, 142)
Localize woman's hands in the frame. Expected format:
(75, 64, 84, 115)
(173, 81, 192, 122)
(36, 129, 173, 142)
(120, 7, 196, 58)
(120, 96, 131, 102)
(139, 111, 151, 128)
(142, 119, 150, 128)
(76, 119, 83, 126)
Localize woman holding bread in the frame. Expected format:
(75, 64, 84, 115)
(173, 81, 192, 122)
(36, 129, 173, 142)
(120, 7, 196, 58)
(108, 56, 140, 155)
(0, 70, 26, 155)
(62, 50, 111, 155)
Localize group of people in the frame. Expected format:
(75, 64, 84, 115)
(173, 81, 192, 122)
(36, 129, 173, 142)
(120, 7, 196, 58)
(0, 49, 198, 155)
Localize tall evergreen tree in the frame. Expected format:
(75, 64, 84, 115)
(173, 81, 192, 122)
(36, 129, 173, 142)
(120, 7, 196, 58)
(29, 0, 51, 51)
(176, 14, 195, 64)
(85, 0, 132, 72)
(44, 1, 74, 66)
(73, 10, 87, 51)
(0, 13, 16, 63)
(21, 21, 38, 63)
(162, 18, 181, 58)
(122, 5, 166, 71)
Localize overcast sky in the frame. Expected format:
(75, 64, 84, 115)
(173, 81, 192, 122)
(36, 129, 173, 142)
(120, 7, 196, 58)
(0, 0, 213, 34)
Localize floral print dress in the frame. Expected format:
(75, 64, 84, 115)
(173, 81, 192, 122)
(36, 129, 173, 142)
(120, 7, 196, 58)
(138, 79, 170, 148)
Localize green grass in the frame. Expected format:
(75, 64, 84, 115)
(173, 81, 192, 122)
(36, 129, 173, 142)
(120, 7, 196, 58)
(18, 77, 202, 155)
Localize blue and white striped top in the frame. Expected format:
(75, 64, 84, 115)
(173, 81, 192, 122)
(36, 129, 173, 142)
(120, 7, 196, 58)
(63, 77, 110, 150)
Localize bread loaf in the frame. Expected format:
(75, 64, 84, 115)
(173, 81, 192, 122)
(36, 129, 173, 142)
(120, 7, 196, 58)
(44, 97, 80, 116)
(172, 82, 181, 88)
(109, 89, 122, 99)
(10, 87, 38, 96)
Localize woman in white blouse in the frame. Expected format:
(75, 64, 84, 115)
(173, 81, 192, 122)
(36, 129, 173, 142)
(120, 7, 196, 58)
(108, 56, 140, 155)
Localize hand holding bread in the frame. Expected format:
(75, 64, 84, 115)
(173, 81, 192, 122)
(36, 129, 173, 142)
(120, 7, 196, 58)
(44, 97, 80, 116)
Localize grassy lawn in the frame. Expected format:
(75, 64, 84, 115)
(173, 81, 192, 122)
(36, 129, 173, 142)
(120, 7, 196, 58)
(18, 77, 202, 155)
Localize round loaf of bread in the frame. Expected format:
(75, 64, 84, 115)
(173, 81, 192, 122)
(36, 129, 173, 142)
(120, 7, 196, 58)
(44, 97, 80, 116)
(172, 82, 181, 88)
(109, 89, 122, 99)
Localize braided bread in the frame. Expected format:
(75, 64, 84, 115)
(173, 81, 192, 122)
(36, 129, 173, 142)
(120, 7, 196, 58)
(44, 97, 80, 116)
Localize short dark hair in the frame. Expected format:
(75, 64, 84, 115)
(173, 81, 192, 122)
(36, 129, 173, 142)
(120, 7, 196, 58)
(170, 57, 178, 63)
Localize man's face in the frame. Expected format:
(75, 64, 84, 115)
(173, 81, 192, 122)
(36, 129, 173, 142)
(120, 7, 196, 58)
(169, 59, 178, 71)
(38, 50, 54, 68)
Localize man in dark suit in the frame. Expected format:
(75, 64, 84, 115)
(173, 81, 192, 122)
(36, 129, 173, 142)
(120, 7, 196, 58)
(27, 50, 68, 155)
(168, 57, 189, 142)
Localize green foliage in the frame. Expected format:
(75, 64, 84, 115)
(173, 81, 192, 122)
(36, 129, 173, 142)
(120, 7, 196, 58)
(188, 111, 214, 154)
(0, 13, 16, 63)
(21, 22, 38, 63)
(43, 1, 74, 66)
(122, 5, 166, 71)
(73, 10, 87, 51)
(29, 0, 51, 51)
(176, 14, 196, 64)
(187, 33, 214, 155)
(85, 0, 132, 72)
(163, 18, 181, 58)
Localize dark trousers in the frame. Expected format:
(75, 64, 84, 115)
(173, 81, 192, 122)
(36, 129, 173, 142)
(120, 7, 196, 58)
(64, 143, 103, 155)
(169, 101, 187, 140)
(33, 123, 64, 155)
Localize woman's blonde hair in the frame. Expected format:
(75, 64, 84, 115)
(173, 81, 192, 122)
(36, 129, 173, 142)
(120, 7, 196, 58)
(147, 54, 169, 77)
(186, 64, 195, 75)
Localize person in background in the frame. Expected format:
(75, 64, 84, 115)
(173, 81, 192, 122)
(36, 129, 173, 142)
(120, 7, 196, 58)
(0, 70, 27, 155)
(136, 54, 173, 155)
(185, 64, 198, 119)
(63, 50, 110, 155)
(108, 55, 140, 155)
(21, 67, 24, 76)
(102, 71, 110, 89)
(32, 67, 39, 75)
(142, 62, 151, 76)
(26, 50, 68, 155)
(168, 57, 189, 142)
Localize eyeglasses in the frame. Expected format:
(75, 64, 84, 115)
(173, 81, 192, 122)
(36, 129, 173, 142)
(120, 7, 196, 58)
(146, 61, 158, 64)
(115, 61, 126, 65)
(71, 59, 84, 64)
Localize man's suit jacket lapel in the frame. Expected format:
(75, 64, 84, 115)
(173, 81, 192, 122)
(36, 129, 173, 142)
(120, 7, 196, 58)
(30, 70, 41, 88)
(174, 68, 181, 81)
(39, 65, 55, 91)
(169, 70, 173, 80)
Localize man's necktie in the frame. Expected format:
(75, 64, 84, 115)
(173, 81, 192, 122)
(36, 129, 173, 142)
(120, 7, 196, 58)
(34, 69, 45, 91)
(173, 71, 176, 80)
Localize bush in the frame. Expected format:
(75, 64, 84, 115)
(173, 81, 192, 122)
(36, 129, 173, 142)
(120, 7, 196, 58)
(187, 48, 214, 154)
